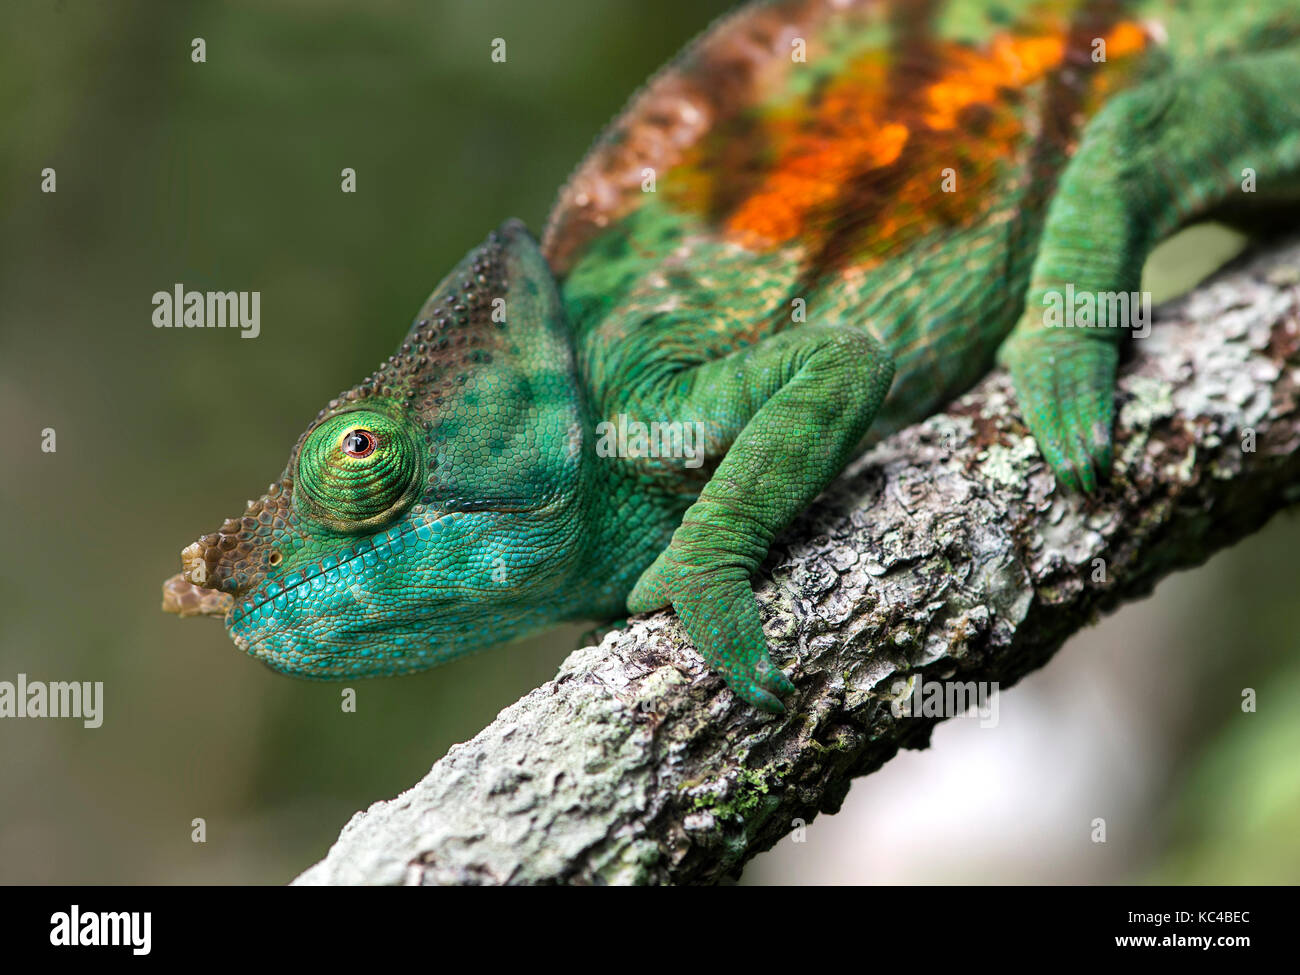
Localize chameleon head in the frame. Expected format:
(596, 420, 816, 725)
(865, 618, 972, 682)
(162, 220, 591, 678)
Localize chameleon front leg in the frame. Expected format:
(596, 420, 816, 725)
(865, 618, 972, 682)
(627, 325, 894, 712)
(999, 46, 1300, 492)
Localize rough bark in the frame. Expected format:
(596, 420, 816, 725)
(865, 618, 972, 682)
(294, 238, 1300, 886)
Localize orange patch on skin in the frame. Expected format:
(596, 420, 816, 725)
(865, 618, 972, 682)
(719, 25, 1083, 248)
(924, 33, 1067, 130)
(1103, 21, 1148, 59)
(684, 17, 1152, 254)
(713, 56, 907, 248)
(726, 122, 910, 246)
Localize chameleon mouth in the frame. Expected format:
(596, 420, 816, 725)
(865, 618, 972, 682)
(224, 514, 440, 628)
(161, 573, 234, 618)
(218, 501, 542, 631)
(162, 508, 427, 628)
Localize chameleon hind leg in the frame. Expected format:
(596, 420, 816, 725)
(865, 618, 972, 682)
(627, 324, 894, 712)
(998, 46, 1300, 492)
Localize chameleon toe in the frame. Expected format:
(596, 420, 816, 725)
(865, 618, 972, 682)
(742, 685, 788, 715)
(755, 658, 796, 697)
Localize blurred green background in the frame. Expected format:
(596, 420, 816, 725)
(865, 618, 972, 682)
(1, 0, 1297, 884)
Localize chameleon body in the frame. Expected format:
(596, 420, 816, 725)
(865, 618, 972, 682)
(163, 0, 1300, 712)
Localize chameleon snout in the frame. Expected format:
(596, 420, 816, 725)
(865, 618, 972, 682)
(160, 537, 239, 618)
(160, 539, 235, 617)
(162, 480, 296, 619)
(160, 570, 233, 618)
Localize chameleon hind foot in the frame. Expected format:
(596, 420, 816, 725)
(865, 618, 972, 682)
(999, 330, 1117, 493)
(997, 48, 1300, 493)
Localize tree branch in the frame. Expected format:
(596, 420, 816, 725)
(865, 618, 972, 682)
(294, 238, 1300, 886)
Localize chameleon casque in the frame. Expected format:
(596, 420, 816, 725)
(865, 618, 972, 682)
(163, 0, 1300, 712)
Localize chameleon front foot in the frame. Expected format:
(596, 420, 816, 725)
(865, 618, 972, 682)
(629, 553, 794, 713)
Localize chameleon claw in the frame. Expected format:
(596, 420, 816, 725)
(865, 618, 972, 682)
(755, 657, 796, 697)
(743, 685, 788, 714)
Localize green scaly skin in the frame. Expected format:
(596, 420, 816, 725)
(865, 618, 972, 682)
(164, 0, 1300, 713)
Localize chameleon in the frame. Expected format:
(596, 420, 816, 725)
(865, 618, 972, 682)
(162, 0, 1300, 713)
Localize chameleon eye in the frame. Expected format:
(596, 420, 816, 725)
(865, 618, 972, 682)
(342, 429, 376, 459)
(296, 410, 422, 531)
